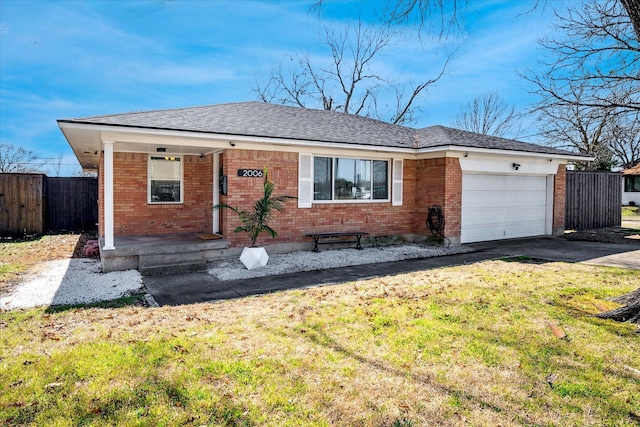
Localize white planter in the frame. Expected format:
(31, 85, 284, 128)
(240, 247, 269, 270)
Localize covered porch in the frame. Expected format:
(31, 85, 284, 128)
(99, 140, 226, 252)
(99, 233, 237, 275)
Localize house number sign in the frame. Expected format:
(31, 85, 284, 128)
(237, 169, 264, 178)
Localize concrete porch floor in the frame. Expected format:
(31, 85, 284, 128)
(107, 233, 227, 252)
(99, 233, 236, 275)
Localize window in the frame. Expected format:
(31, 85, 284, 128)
(313, 156, 389, 202)
(625, 176, 640, 192)
(314, 157, 332, 200)
(149, 156, 182, 203)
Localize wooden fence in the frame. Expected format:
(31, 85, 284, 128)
(0, 173, 98, 237)
(565, 171, 622, 230)
(0, 174, 46, 236)
(45, 177, 98, 232)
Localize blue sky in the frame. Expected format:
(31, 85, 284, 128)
(0, 0, 556, 175)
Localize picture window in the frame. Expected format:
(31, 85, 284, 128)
(313, 156, 389, 202)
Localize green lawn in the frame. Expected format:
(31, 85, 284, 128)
(622, 205, 640, 216)
(1, 260, 639, 426)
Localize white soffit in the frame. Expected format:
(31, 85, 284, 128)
(458, 152, 560, 175)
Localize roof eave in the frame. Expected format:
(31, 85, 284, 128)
(58, 121, 594, 163)
(416, 145, 594, 162)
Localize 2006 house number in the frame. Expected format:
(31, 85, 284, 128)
(237, 169, 264, 178)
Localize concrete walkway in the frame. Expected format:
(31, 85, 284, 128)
(143, 237, 640, 306)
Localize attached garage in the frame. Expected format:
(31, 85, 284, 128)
(461, 173, 552, 243)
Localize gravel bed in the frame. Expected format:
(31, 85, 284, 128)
(209, 244, 474, 281)
(0, 259, 143, 310)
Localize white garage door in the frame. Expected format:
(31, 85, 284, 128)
(461, 174, 548, 243)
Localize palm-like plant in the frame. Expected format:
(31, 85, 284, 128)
(214, 169, 295, 247)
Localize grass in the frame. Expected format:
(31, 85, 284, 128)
(0, 239, 32, 285)
(44, 296, 147, 313)
(0, 263, 22, 283)
(622, 205, 640, 217)
(1, 260, 639, 426)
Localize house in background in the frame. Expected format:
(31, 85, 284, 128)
(622, 163, 640, 205)
(58, 102, 590, 272)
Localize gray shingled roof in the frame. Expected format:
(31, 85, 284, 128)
(59, 101, 582, 157)
(415, 126, 572, 155)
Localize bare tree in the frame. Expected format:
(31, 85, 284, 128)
(608, 113, 640, 169)
(47, 154, 64, 177)
(525, 0, 639, 170)
(255, 21, 452, 125)
(312, 0, 467, 40)
(73, 169, 98, 178)
(525, 0, 639, 114)
(620, 0, 640, 40)
(316, 0, 640, 42)
(540, 112, 616, 171)
(451, 92, 521, 138)
(384, 0, 467, 40)
(316, 0, 640, 41)
(0, 144, 41, 173)
(535, 86, 619, 170)
(597, 285, 640, 324)
(385, 0, 640, 42)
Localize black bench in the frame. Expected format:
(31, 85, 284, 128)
(306, 232, 369, 252)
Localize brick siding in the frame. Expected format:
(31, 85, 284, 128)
(99, 152, 213, 236)
(218, 149, 417, 247)
(553, 164, 566, 229)
(97, 148, 562, 246)
(413, 157, 462, 241)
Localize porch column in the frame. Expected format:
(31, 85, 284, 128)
(213, 152, 220, 233)
(103, 140, 115, 250)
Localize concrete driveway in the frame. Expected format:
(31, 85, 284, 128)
(143, 236, 639, 306)
(469, 237, 640, 270)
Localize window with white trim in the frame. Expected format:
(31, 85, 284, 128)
(313, 156, 390, 202)
(148, 155, 183, 203)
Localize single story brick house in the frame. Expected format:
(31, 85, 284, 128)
(58, 102, 589, 272)
(622, 163, 640, 205)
